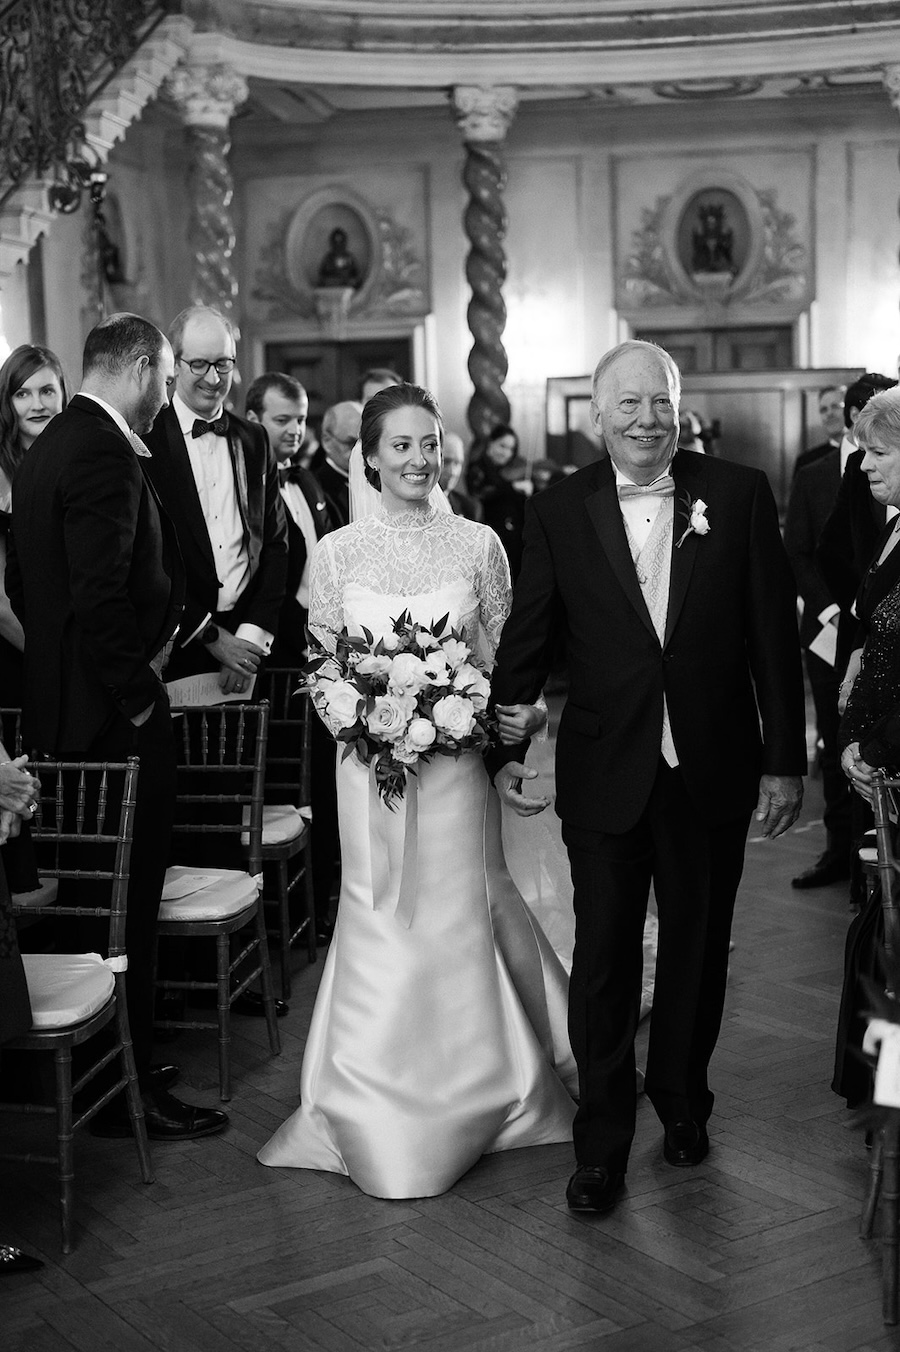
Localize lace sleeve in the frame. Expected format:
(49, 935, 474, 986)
(476, 527, 512, 662)
(308, 533, 344, 641)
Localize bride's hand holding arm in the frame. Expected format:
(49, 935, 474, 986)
(495, 702, 547, 744)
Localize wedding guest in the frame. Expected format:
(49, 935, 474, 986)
(359, 366, 402, 404)
(490, 339, 805, 1214)
(439, 430, 481, 520)
(794, 385, 846, 478)
(0, 345, 68, 703)
(143, 305, 288, 691)
(312, 400, 362, 529)
(8, 312, 226, 1139)
(467, 423, 532, 579)
(833, 387, 900, 1107)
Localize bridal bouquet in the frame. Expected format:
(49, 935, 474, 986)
(304, 611, 497, 807)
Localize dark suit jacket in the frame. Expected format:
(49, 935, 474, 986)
(794, 439, 839, 479)
(143, 405, 288, 656)
(275, 466, 334, 663)
(315, 460, 350, 530)
(817, 448, 887, 666)
(783, 449, 842, 649)
(488, 449, 806, 834)
(8, 396, 184, 754)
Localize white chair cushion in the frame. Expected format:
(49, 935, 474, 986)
(12, 878, 60, 909)
(158, 866, 260, 921)
(22, 953, 115, 1029)
(240, 803, 310, 847)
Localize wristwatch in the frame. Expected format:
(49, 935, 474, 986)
(200, 622, 220, 646)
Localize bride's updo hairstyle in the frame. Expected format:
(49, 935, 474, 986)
(361, 382, 444, 490)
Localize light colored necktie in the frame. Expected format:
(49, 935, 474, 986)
(617, 476, 675, 500)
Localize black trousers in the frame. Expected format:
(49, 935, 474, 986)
(805, 648, 852, 858)
(59, 698, 177, 1086)
(562, 760, 750, 1174)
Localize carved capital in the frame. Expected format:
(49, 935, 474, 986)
(885, 64, 900, 114)
(452, 86, 518, 143)
(166, 62, 248, 129)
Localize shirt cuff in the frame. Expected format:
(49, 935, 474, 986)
(817, 603, 840, 626)
(182, 612, 212, 647)
(236, 623, 273, 655)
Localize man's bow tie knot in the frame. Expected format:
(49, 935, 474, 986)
(191, 414, 229, 438)
(617, 475, 675, 500)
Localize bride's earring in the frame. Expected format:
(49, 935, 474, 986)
(364, 461, 381, 491)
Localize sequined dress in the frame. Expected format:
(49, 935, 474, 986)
(258, 506, 577, 1198)
(841, 574, 900, 760)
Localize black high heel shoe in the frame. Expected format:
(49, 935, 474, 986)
(0, 1244, 44, 1276)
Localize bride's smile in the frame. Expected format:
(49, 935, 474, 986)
(367, 405, 443, 512)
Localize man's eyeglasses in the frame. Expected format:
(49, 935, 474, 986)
(177, 357, 236, 376)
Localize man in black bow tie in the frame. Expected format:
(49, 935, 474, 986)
(143, 306, 288, 691)
(489, 339, 806, 1214)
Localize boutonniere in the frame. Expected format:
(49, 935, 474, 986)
(675, 493, 710, 548)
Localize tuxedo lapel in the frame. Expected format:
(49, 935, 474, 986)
(584, 460, 657, 642)
(160, 406, 217, 574)
(665, 450, 706, 648)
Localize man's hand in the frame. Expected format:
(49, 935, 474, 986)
(0, 755, 38, 816)
(0, 808, 21, 844)
(205, 631, 264, 693)
(754, 774, 803, 838)
(495, 761, 551, 817)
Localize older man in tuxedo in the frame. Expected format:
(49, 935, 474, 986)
(143, 306, 288, 689)
(489, 339, 806, 1214)
(9, 313, 227, 1140)
(312, 400, 363, 529)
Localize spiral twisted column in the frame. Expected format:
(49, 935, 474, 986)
(165, 62, 248, 319)
(886, 66, 900, 292)
(452, 86, 518, 440)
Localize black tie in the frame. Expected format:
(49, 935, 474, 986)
(191, 414, 229, 438)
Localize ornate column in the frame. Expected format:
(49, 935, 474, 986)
(165, 61, 247, 317)
(452, 85, 518, 440)
(886, 65, 900, 296)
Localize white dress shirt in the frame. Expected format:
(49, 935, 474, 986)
(614, 464, 670, 549)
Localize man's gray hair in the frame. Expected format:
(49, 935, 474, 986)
(591, 340, 682, 411)
(855, 387, 900, 454)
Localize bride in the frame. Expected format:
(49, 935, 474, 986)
(258, 383, 578, 1198)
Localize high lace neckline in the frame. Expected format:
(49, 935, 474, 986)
(375, 505, 439, 531)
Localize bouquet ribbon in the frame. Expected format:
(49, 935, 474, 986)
(368, 765, 419, 928)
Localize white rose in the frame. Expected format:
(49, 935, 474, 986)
(323, 680, 363, 729)
(407, 717, 437, 751)
(355, 653, 393, 677)
(453, 663, 491, 711)
(392, 737, 419, 766)
(432, 693, 477, 741)
(388, 652, 431, 697)
(441, 638, 471, 668)
(690, 499, 710, 535)
(366, 694, 414, 742)
(381, 631, 401, 652)
(415, 628, 439, 650)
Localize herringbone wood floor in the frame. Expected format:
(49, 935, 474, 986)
(3, 751, 896, 1349)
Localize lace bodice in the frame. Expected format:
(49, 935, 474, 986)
(308, 507, 512, 658)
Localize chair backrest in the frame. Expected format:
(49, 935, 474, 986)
(0, 706, 25, 756)
(169, 701, 269, 874)
(11, 758, 140, 959)
(870, 772, 900, 997)
(257, 668, 312, 810)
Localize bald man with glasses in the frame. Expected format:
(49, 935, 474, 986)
(143, 306, 288, 686)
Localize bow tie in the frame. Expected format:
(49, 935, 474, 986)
(617, 475, 675, 500)
(191, 414, 228, 438)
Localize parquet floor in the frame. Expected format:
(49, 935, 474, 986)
(3, 738, 898, 1349)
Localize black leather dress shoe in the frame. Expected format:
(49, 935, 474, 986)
(0, 1244, 43, 1276)
(232, 989, 289, 1018)
(565, 1165, 623, 1213)
(791, 853, 851, 890)
(147, 1063, 179, 1091)
(89, 1089, 228, 1141)
(663, 1120, 709, 1167)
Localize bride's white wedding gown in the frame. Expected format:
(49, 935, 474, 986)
(258, 507, 578, 1198)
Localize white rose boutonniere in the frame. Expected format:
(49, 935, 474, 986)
(676, 494, 710, 549)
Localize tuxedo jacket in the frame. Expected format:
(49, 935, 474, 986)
(8, 395, 184, 754)
(315, 460, 350, 530)
(275, 465, 334, 663)
(488, 449, 807, 835)
(783, 448, 842, 650)
(793, 439, 838, 479)
(143, 404, 288, 644)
